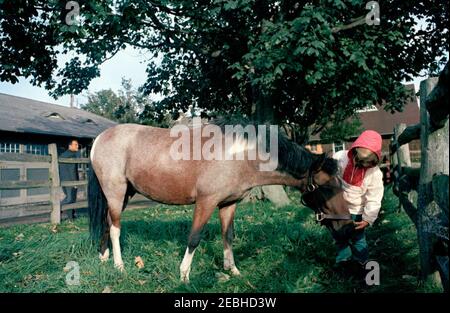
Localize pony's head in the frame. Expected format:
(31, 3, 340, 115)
(276, 134, 339, 192)
(298, 152, 339, 193)
(301, 176, 354, 233)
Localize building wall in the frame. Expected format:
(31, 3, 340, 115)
(307, 137, 421, 163)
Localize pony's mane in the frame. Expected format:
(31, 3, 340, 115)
(207, 116, 338, 179)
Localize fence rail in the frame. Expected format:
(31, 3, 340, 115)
(0, 143, 89, 225)
(0, 180, 50, 189)
(0, 152, 51, 163)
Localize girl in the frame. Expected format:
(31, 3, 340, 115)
(332, 130, 384, 268)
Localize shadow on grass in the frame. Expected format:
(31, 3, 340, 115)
(119, 188, 418, 293)
(246, 191, 423, 293)
(0, 187, 425, 293)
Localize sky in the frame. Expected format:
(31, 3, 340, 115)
(0, 46, 151, 107)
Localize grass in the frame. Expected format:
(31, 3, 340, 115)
(0, 187, 442, 293)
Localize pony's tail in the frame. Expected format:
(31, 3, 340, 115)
(88, 163, 108, 246)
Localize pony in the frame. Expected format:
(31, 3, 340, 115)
(88, 118, 346, 282)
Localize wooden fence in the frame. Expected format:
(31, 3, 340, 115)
(0, 143, 89, 225)
(390, 62, 449, 292)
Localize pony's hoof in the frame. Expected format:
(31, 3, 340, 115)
(225, 265, 241, 276)
(99, 249, 110, 262)
(230, 266, 241, 276)
(180, 272, 190, 284)
(115, 263, 125, 272)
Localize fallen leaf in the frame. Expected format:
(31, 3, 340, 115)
(13, 251, 23, 257)
(246, 280, 257, 290)
(34, 274, 45, 280)
(51, 225, 58, 233)
(138, 280, 146, 286)
(135, 256, 144, 269)
(15, 233, 24, 241)
(102, 286, 112, 293)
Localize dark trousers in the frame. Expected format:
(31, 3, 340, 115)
(61, 187, 77, 218)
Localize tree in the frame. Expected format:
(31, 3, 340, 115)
(82, 89, 122, 121)
(319, 116, 363, 144)
(82, 77, 173, 126)
(1, 0, 448, 143)
(81, 78, 141, 123)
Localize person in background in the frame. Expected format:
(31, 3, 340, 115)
(332, 130, 384, 274)
(59, 139, 80, 219)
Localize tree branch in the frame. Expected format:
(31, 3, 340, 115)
(331, 15, 366, 33)
(426, 62, 449, 131)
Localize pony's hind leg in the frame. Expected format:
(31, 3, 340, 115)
(219, 203, 240, 276)
(103, 180, 128, 271)
(99, 213, 112, 262)
(109, 219, 123, 271)
(180, 200, 216, 283)
(100, 184, 135, 263)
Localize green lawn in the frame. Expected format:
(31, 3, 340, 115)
(0, 187, 442, 293)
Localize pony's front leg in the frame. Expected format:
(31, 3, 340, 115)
(180, 246, 196, 283)
(180, 202, 216, 283)
(219, 203, 240, 276)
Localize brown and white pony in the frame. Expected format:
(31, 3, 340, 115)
(88, 119, 345, 282)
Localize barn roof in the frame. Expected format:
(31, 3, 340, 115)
(0, 93, 116, 139)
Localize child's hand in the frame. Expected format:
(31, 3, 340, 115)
(354, 221, 369, 230)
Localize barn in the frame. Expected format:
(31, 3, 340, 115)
(0, 93, 116, 225)
(306, 84, 421, 163)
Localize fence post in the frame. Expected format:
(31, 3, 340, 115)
(393, 123, 411, 168)
(48, 143, 61, 224)
(393, 123, 414, 210)
(417, 77, 449, 289)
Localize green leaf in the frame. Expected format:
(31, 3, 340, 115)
(294, 45, 307, 55)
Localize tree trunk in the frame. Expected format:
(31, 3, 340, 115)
(261, 185, 291, 207)
(417, 77, 449, 291)
(255, 93, 275, 123)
